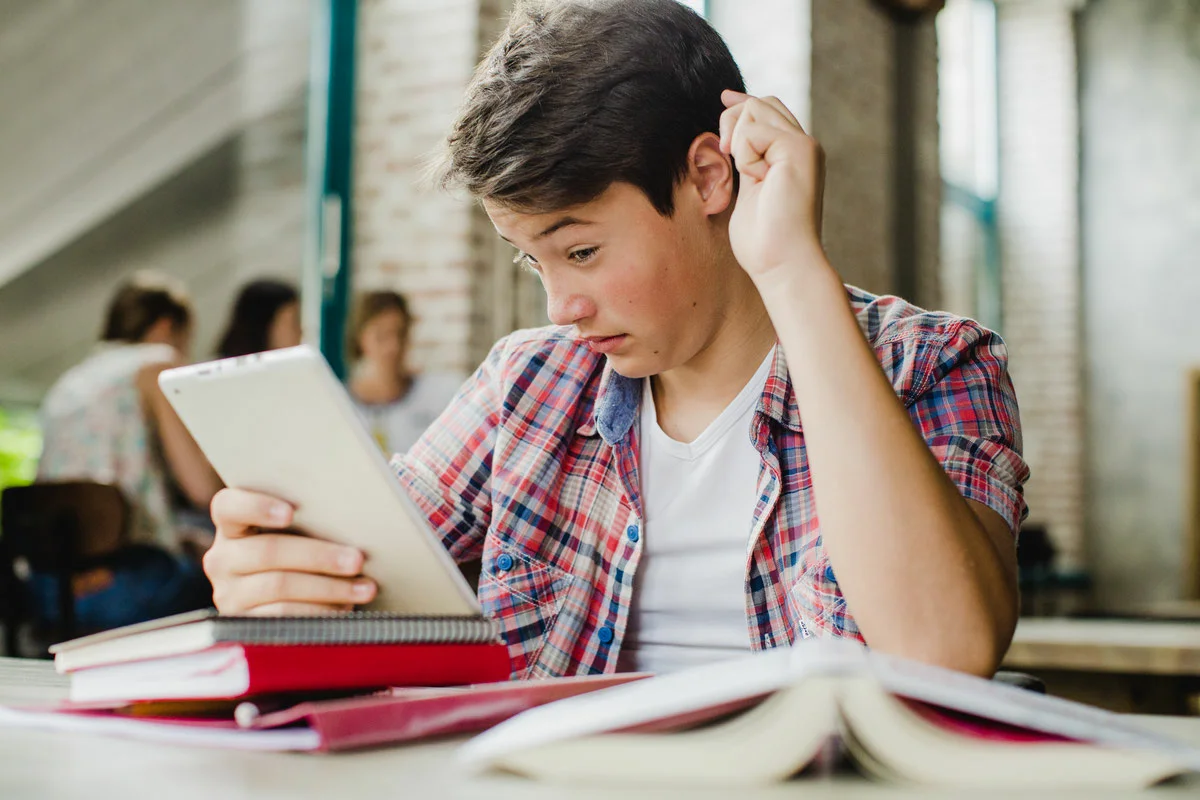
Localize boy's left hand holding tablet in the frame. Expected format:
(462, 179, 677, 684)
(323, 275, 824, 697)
(205, 488, 377, 614)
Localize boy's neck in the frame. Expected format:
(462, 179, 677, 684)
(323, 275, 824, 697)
(648, 269, 778, 444)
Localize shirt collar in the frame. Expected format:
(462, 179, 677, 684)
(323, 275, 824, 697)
(581, 343, 801, 445)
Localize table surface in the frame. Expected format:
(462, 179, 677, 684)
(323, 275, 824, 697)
(3, 658, 1200, 799)
(1006, 618, 1200, 675)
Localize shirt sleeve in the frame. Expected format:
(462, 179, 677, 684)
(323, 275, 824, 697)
(904, 319, 1031, 535)
(390, 339, 507, 563)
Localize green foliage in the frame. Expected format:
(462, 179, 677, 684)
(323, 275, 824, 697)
(0, 406, 41, 491)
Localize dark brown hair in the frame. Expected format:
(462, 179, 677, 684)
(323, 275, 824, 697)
(216, 279, 299, 359)
(101, 272, 192, 343)
(349, 290, 411, 360)
(439, 0, 745, 216)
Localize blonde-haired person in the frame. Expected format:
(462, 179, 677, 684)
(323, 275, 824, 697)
(346, 291, 465, 454)
(34, 272, 221, 629)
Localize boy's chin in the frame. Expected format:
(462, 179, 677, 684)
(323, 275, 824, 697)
(604, 352, 664, 381)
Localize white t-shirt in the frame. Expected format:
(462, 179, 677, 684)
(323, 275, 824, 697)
(353, 372, 465, 455)
(617, 351, 774, 675)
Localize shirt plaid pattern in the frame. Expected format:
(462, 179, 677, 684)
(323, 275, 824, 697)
(393, 286, 1029, 678)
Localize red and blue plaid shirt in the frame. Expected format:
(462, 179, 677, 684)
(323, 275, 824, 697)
(394, 286, 1029, 678)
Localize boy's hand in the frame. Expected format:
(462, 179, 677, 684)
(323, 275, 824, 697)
(719, 90, 828, 286)
(204, 488, 377, 614)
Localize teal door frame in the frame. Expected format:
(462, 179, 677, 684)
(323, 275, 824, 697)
(303, 0, 357, 378)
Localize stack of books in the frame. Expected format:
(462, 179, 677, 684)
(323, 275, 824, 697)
(37, 609, 645, 751)
(51, 609, 512, 704)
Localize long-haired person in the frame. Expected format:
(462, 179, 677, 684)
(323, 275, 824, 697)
(214, 278, 302, 359)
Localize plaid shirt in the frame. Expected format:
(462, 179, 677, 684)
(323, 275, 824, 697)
(394, 286, 1029, 679)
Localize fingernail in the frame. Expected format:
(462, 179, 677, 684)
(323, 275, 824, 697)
(353, 580, 375, 600)
(270, 503, 291, 525)
(339, 549, 361, 573)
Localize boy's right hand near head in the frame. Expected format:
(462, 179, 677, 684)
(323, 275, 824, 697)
(205, 488, 378, 615)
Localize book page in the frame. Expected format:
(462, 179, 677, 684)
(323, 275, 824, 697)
(0, 706, 319, 751)
(869, 651, 1200, 769)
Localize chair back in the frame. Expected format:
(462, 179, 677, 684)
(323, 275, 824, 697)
(0, 482, 130, 654)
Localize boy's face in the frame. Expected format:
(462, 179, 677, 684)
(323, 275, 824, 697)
(485, 168, 734, 380)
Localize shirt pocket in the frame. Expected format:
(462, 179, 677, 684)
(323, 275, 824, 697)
(477, 546, 574, 677)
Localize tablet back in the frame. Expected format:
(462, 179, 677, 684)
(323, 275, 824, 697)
(159, 346, 480, 616)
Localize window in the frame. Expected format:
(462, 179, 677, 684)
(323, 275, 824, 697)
(937, 0, 1000, 329)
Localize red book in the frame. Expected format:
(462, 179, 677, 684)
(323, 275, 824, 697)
(244, 674, 650, 751)
(68, 642, 513, 704)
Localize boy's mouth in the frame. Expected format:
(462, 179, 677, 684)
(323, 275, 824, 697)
(582, 334, 628, 354)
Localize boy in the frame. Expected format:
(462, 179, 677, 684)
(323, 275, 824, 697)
(203, 0, 1029, 678)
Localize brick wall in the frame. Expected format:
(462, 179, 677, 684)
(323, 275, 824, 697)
(994, 0, 1086, 569)
(354, 0, 488, 374)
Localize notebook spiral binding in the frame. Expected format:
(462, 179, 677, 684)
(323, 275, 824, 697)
(215, 613, 502, 646)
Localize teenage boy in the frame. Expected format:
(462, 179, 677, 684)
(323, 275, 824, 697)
(203, 0, 1029, 678)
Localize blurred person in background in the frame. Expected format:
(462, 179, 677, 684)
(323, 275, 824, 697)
(34, 272, 221, 629)
(214, 278, 302, 359)
(346, 290, 464, 454)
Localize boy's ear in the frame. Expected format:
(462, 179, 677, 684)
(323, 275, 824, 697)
(686, 132, 734, 217)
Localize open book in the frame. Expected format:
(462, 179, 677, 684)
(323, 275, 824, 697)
(460, 639, 1200, 789)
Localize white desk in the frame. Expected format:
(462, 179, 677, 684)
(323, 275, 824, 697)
(3, 658, 1200, 798)
(1003, 618, 1200, 714)
(1006, 619, 1200, 676)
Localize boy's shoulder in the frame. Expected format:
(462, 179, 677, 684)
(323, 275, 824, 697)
(486, 324, 606, 386)
(844, 286, 1009, 405)
(846, 284, 993, 351)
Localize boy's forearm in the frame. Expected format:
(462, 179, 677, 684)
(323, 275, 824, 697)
(757, 252, 1017, 676)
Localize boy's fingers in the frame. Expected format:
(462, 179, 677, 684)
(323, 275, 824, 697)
(740, 97, 802, 135)
(719, 102, 749, 154)
(230, 533, 364, 578)
(227, 571, 376, 612)
(243, 601, 357, 617)
(210, 488, 293, 534)
(756, 95, 803, 130)
(721, 88, 749, 107)
(729, 118, 782, 181)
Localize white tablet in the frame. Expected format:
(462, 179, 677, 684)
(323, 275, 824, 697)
(158, 345, 480, 617)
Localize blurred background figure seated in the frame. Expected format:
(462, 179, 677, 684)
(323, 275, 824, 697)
(213, 278, 302, 360)
(0, 482, 212, 656)
(347, 290, 465, 455)
(20, 273, 222, 647)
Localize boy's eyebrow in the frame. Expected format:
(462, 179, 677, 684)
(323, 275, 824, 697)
(498, 216, 593, 245)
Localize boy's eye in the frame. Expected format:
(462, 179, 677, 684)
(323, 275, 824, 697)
(513, 251, 540, 273)
(569, 247, 598, 263)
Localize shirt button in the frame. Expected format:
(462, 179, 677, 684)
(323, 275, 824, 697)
(496, 553, 514, 572)
(626, 524, 639, 543)
(824, 564, 837, 583)
(597, 625, 615, 645)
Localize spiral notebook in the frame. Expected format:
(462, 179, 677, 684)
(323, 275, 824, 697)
(51, 609, 501, 673)
(50, 609, 511, 703)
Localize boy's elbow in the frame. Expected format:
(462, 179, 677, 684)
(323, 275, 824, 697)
(871, 613, 1015, 679)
